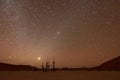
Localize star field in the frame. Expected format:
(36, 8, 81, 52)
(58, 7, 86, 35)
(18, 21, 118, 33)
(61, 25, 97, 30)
(0, 0, 120, 67)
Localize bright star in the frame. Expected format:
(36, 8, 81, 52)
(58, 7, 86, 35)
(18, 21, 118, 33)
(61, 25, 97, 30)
(57, 32, 60, 35)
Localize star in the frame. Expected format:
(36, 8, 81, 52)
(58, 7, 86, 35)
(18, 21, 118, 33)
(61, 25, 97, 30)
(57, 32, 60, 35)
(8, 56, 12, 59)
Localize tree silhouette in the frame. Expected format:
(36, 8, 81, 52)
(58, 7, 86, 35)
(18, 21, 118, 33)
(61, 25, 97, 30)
(45, 61, 49, 72)
(52, 59, 56, 72)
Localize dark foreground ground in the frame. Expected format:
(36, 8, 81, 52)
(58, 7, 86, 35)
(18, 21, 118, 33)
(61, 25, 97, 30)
(0, 71, 120, 80)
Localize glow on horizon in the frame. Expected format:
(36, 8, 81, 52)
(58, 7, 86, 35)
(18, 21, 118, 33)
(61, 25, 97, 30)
(37, 57, 41, 61)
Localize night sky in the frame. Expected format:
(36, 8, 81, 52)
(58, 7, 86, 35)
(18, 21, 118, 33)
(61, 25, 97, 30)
(0, 0, 120, 68)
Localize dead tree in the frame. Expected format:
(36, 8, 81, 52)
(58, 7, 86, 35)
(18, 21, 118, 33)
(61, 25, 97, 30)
(42, 62, 45, 72)
(45, 61, 49, 72)
(52, 59, 56, 72)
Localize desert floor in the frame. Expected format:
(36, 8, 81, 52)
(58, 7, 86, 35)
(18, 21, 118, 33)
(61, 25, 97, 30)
(0, 71, 120, 80)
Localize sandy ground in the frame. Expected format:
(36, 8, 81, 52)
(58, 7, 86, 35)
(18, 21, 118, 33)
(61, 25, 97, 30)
(0, 71, 120, 80)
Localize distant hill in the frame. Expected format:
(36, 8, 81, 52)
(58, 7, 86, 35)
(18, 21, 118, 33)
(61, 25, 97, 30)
(93, 56, 120, 71)
(60, 56, 120, 71)
(0, 63, 38, 71)
(0, 56, 120, 71)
